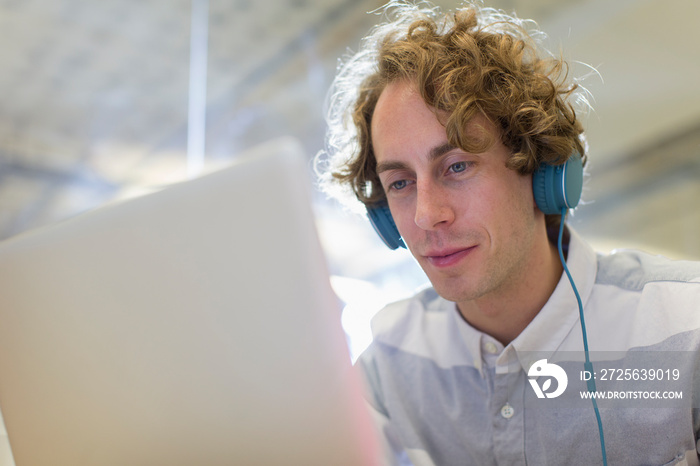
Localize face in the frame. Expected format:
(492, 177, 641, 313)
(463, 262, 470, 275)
(371, 80, 542, 305)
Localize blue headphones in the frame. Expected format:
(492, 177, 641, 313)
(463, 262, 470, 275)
(367, 153, 583, 249)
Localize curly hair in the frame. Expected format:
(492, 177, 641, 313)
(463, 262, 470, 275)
(315, 1, 588, 227)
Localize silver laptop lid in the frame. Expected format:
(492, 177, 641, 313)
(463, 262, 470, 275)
(0, 138, 379, 465)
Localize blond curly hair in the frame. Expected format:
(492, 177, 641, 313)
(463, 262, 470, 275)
(316, 1, 587, 227)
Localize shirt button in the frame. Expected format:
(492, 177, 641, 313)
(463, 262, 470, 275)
(500, 403, 514, 419)
(484, 342, 499, 354)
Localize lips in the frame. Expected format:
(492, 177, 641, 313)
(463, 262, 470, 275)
(424, 246, 476, 268)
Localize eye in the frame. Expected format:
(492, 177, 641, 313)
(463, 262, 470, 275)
(449, 161, 469, 173)
(390, 179, 408, 190)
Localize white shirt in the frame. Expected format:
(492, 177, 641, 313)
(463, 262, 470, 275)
(357, 229, 700, 465)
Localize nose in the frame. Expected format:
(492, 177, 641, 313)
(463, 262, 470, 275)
(414, 181, 455, 231)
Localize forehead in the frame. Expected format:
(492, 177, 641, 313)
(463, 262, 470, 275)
(371, 80, 437, 135)
(370, 81, 445, 158)
(370, 80, 497, 162)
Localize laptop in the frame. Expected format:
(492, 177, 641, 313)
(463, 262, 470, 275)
(0, 138, 379, 465)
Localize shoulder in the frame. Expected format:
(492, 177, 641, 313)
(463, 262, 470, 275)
(369, 286, 444, 339)
(356, 287, 445, 409)
(359, 286, 472, 370)
(588, 248, 700, 350)
(367, 285, 464, 356)
(596, 248, 700, 291)
(356, 287, 471, 412)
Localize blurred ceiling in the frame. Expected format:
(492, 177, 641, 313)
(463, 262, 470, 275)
(0, 0, 698, 280)
(0, 0, 384, 238)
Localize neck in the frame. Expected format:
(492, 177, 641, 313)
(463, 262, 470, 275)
(456, 230, 564, 346)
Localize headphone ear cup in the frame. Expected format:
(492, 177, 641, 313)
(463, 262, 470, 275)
(532, 153, 583, 215)
(532, 166, 551, 214)
(367, 201, 406, 250)
(532, 162, 559, 215)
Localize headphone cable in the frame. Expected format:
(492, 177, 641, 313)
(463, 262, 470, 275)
(558, 208, 608, 465)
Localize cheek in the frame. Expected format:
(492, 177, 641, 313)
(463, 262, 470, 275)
(388, 200, 414, 236)
(484, 176, 537, 232)
(508, 174, 537, 214)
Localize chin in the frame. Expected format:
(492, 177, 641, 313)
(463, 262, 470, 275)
(429, 278, 481, 304)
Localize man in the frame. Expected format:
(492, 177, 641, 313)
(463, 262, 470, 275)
(316, 2, 700, 465)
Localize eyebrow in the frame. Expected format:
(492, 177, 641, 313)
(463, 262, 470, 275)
(375, 141, 457, 174)
(429, 142, 458, 162)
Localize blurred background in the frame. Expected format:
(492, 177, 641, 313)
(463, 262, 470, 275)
(0, 0, 698, 359)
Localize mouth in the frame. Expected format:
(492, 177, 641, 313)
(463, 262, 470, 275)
(424, 246, 477, 268)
